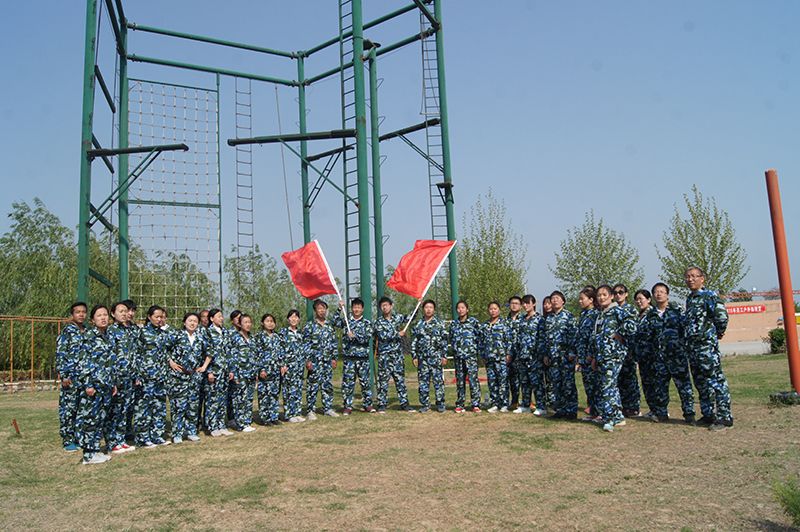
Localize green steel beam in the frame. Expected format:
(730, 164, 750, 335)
(90, 149, 160, 226)
(77, 0, 98, 302)
(94, 65, 117, 113)
(127, 22, 296, 59)
(89, 268, 114, 288)
(368, 47, 385, 303)
(128, 199, 220, 209)
(305, 60, 353, 86)
(307, 144, 352, 163)
(304, 3, 418, 56)
(351, 0, 375, 393)
(412, 0, 440, 29)
(227, 129, 355, 147)
(375, 28, 436, 57)
(118, 22, 130, 299)
(434, 0, 459, 318)
(397, 133, 445, 174)
(378, 118, 440, 142)
(127, 54, 298, 87)
(103, 0, 125, 55)
(215, 73, 224, 308)
(87, 143, 188, 158)
(113, 0, 126, 25)
(298, 56, 313, 319)
(89, 203, 115, 233)
(91, 134, 115, 174)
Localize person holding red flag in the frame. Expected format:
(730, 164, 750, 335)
(333, 299, 375, 415)
(411, 300, 449, 413)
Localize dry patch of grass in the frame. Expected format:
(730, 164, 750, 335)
(0, 354, 798, 530)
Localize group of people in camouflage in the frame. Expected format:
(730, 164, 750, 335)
(56, 265, 733, 465)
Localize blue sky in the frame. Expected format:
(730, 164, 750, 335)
(1, 1, 798, 300)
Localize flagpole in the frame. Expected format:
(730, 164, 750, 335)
(401, 298, 424, 334)
(314, 240, 351, 334)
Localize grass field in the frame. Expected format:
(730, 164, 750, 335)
(1, 354, 798, 530)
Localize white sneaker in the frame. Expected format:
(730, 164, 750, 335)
(210, 429, 223, 437)
(173, 436, 183, 444)
(288, 416, 306, 423)
(323, 409, 340, 417)
(221, 429, 234, 436)
(499, 406, 509, 413)
(142, 441, 157, 449)
(512, 407, 531, 414)
(306, 411, 318, 421)
(82, 453, 111, 465)
(533, 408, 546, 417)
(241, 425, 256, 433)
(187, 434, 200, 442)
(487, 406, 499, 413)
(614, 419, 627, 427)
(602, 422, 614, 432)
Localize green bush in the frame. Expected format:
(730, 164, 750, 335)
(768, 328, 787, 354)
(773, 477, 800, 527)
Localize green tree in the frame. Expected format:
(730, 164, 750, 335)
(457, 190, 527, 322)
(728, 287, 753, 302)
(656, 185, 749, 298)
(549, 210, 645, 304)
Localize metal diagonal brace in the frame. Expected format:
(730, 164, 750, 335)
(396, 134, 445, 174)
(307, 151, 344, 208)
(412, 0, 440, 30)
(277, 140, 358, 207)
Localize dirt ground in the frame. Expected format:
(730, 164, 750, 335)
(1, 354, 798, 531)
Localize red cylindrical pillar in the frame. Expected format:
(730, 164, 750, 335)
(765, 168, 800, 393)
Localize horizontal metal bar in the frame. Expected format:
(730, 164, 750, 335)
(89, 203, 115, 233)
(227, 129, 355, 147)
(128, 199, 221, 209)
(305, 59, 354, 86)
(379, 118, 440, 142)
(94, 65, 117, 113)
(304, 3, 418, 56)
(307, 144, 353, 163)
(89, 268, 114, 288)
(91, 134, 115, 174)
(127, 22, 296, 58)
(129, 77, 217, 93)
(375, 28, 436, 58)
(127, 54, 298, 87)
(87, 143, 188, 158)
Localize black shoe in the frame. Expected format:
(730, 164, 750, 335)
(550, 412, 564, 419)
(419, 406, 430, 413)
(684, 414, 696, 425)
(400, 404, 417, 412)
(436, 405, 446, 413)
(709, 418, 733, 431)
(563, 412, 577, 420)
(697, 415, 715, 427)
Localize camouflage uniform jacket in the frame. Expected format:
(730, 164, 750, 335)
(592, 303, 636, 364)
(252, 330, 282, 374)
(542, 310, 577, 361)
(332, 311, 373, 359)
(683, 289, 728, 343)
(450, 316, 481, 359)
(374, 313, 407, 356)
(303, 320, 337, 363)
(412, 316, 448, 361)
(480, 317, 512, 362)
(77, 326, 118, 390)
(56, 322, 85, 381)
(516, 313, 544, 360)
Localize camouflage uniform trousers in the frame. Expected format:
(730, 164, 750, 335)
(548, 356, 578, 415)
(306, 358, 335, 414)
(417, 355, 445, 409)
(617, 351, 641, 413)
(376, 349, 410, 410)
(507, 358, 520, 407)
(230, 377, 255, 428)
(281, 364, 304, 418)
(484, 358, 509, 409)
(578, 361, 599, 415)
(203, 375, 229, 432)
(515, 356, 542, 409)
(342, 357, 373, 410)
(454, 355, 481, 409)
(650, 351, 695, 418)
(105, 381, 135, 447)
(637, 356, 658, 414)
(134, 383, 168, 444)
(75, 386, 112, 458)
(597, 354, 625, 424)
(58, 382, 80, 446)
(195, 377, 206, 433)
(257, 370, 281, 423)
(543, 367, 556, 407)
(687, 339, 731, 421)
(169, 374, 202, 438)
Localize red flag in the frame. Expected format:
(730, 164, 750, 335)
(281, 240, 339, 300)
(387, 240, 456, 300)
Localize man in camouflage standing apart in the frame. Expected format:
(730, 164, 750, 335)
(56, 302, 87, 453)
(373, 297, 415, 413)
(683, 267, 733, 430)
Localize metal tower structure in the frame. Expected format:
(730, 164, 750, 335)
(76, 0, 459, 328)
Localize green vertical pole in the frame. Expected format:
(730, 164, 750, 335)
(434, 0, 459, 319)
(351, 0, 374, 391)
(297, 55, 313, 320)
(117, 20, 129, 300)
(216, 73, 223, 308)
(77, 0, 98, 303)
(368, 47, 385, 304)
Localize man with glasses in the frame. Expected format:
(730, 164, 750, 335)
(613, 284, 641, 417)
(682, 267, 733, 431)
